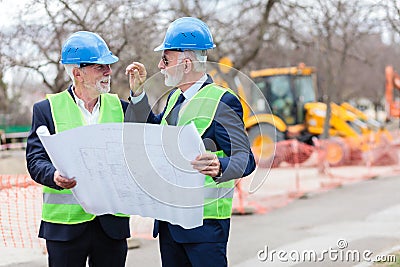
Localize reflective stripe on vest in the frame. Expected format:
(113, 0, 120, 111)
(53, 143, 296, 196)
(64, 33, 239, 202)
(161, 84, 238, 219)
(203, 187, 234, 199)
(43, 192, 80, 205)
(43, 90, 125, 224)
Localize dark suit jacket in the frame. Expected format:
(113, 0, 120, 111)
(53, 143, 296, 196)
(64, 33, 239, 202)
(26, 86, 130, 241)
(125, 75, 256, 243)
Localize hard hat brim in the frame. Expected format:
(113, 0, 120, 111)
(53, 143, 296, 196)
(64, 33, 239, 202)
(153, 44, 215, 52)
(96, 54, 119, 64)
(61, 54, 119, 65)
(154, 44, 165, 52)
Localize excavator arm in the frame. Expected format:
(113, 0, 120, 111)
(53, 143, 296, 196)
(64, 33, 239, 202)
(385, 65, 400, 119)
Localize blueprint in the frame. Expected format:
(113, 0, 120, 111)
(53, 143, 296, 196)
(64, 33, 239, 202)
(37, 122, 205, 229)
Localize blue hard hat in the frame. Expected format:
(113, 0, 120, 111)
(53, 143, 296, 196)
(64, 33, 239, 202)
(154, 17, 216, 51)
(60, 31, 118, 65)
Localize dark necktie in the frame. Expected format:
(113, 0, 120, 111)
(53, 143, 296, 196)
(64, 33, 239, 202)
(168, 93, 186, 126)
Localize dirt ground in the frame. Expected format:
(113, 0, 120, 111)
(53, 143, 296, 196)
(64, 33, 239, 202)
(0, 150, 29, 174)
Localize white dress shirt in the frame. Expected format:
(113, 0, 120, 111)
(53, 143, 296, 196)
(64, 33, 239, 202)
(72, 89, 100, 125)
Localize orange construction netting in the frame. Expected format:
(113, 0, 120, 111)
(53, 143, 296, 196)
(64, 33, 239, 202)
(256, 130, 400, 170)
(0, 175, 155, 249)
(2, 131, 400, 249)
(0, 174, 43, 248)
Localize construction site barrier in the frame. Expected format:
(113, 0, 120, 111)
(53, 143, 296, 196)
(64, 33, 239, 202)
(2, 131, 400, 249)
(0, 174, 43, 249)
(232, 130, 400, 217)
(0, 175, 155, 249)
(0, 142, 26, 151)
(257, 130, 400, 169)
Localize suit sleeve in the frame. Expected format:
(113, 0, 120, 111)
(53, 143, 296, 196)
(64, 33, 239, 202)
(26, 101, 61, 189)
(124, 92, 169, 124)
(120, 99, 129, 113)
(213, 93, 256, 183)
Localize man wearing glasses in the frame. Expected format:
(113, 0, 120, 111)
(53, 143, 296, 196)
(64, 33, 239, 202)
(26, 31, 130, 267)
(125, 17, 256, 267)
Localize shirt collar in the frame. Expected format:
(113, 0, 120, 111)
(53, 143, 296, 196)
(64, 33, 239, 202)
(71, 87, 100, 112)
(181, 74, 208, 101)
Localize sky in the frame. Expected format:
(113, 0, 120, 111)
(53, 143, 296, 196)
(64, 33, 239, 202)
(0, 0, 26, 27)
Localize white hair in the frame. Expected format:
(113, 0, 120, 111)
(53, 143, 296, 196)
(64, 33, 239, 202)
(179, 50, 207, 72)
(63, 64, 79, 86)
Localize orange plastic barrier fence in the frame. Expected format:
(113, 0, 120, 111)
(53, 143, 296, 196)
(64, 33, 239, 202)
(0, 142, 26, 151)
(256, 130, 400, 170)
(0, 175, 156, 249)
(3, 146, 400, 250)
(257, 140, 316, 168)
(0, 174, 43, 249)
(232, 131, 400, 217)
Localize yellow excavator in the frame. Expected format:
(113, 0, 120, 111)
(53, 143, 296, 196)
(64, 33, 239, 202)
(210, 59, 389, 167)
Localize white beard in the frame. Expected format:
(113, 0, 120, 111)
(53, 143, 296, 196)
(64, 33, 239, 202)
(97, 76, 111, 94)
(161, 68, 184, 87)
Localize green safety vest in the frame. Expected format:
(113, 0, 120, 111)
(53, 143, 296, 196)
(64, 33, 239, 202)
(161, 84, 237, 219)
(42, 90, 126, 224)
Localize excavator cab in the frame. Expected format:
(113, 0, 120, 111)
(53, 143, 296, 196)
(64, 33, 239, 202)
(251, 71, 317, 126)
(249, 64, 318, 141)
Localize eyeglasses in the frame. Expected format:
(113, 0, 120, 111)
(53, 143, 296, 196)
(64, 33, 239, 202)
(80, 64, 111, 72)
(161, 49, 185, 67)
(79, 63, 95, 68)
(162, 55, 169, 66)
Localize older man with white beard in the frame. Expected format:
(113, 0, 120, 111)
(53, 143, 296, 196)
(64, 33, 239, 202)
(124, 17, 256, 267)
(26, 31, 130, 267)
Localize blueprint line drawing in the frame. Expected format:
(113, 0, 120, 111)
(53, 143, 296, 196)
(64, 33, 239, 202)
(37, 122, 205, 229)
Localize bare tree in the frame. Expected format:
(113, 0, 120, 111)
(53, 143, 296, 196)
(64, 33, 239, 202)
(153, 0, 281, 71)
(1, 0, 398, 125)
(286, 0, 382, 137)
(1, 0, 158, 96)
(385, 0, 400, 37)
(0, 31, 9, 117)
